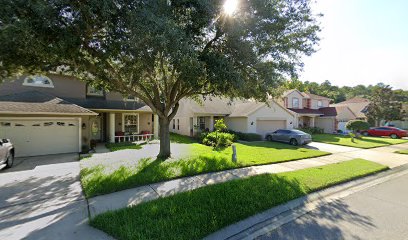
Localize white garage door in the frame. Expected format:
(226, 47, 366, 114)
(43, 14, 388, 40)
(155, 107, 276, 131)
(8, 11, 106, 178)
(0, 119, 80, 157)
(256, 120, 286, 138)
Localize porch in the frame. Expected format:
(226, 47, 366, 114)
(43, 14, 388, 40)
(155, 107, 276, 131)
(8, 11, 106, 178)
(297, 115, 318, 128)
(190, 115, 225, 136)
(88, 111, 159, 143)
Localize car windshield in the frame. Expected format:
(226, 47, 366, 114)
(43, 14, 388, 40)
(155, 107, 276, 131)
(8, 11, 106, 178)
(291, 130, 307, 134)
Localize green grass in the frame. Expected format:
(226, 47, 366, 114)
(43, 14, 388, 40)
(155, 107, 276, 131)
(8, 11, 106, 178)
(169, 132, 197, 144)
(90, 159, 388, 240)
(105, 142, 144, 152)
(396, 150, 408, 154)
(313, 133, 408, 148)
(81, 140, 330, 198)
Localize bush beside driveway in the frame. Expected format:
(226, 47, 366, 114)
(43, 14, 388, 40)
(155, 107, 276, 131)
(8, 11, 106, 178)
(90, 159, 388, 240)
(312, 134, 408, 149)
(80, 134, 330, 198)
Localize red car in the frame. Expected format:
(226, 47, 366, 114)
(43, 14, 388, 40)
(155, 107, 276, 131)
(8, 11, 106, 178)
(362, 127, 408, 139)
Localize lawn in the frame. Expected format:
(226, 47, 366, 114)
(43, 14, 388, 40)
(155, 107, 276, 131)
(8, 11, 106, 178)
(90, 159, 388, 240)
(313, 133, 408, 148)
(81, 134, 330, 198)
(396, 150, 408, 154)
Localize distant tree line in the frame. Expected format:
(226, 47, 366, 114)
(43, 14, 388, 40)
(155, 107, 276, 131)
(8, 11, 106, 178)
(286, 79, 408, 104)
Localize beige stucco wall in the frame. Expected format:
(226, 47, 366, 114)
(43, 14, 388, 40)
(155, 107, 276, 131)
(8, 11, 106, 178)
(247, 102, 295, 133)
(286, 91, 304, 109)
(170, 116, 191, 136)
(311, 99, 330, 109)
(139, 113, 153, 132)
(336, 108, 356, 122)
(316, 117, 336, 133)
(225, 117, 248, 132)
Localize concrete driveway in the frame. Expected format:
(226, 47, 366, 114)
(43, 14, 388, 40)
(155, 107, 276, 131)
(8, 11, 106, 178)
(0, 154, 113, 240)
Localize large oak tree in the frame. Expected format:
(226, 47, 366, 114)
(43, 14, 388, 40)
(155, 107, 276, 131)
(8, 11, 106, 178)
(0, 0, 320, 158)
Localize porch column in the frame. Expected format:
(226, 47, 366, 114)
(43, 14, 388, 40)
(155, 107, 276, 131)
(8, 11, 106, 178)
(109, 113, 115, 143)
(193, 116, 198, 136)
(310, 116, 315, 127)
(209, 116, 214, 131)
(153, 114, 159, 139)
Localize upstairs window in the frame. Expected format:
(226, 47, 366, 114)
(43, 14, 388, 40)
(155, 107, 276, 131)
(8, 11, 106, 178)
(292, 98, 299, 108)
(317, 100, 323, 108)
(87, 85, 104, 97)
(23, 75, 54, 88)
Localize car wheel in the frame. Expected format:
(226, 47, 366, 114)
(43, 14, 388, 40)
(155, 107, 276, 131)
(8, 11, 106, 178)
(362, 131, 369, 136)
(290, 138, 298, 146)
(390, 134, 399, 139)
(5, 153, 13, 168)
(266, 135, 273, 141)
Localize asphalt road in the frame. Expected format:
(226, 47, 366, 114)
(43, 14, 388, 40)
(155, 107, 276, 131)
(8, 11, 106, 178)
(258, 172, 408, 240)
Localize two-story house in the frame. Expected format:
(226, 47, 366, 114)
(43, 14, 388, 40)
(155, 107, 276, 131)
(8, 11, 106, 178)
(0, 74, 158, 157)
(282, 89, 343, 133)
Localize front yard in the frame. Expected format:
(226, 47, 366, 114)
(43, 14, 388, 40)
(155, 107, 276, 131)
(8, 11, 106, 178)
(313, 134, 408, 148)
(90, 159, 388, 240)
(80, 134, 330, 198)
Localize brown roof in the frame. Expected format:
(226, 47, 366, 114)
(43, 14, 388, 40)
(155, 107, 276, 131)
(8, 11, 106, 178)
(0, 91, 97, 115)
(301, 92, 332, 100)
(288, 107, 337, 117)
(337, 97, 370, 104)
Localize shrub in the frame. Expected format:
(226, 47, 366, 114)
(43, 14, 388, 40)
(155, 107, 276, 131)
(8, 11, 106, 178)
(297, 127, 324, 134)
(228, 130, 262, 141)
(346, 120, 370, 133)
(201, 132, 236, 148)
(214, 119, 228, 132)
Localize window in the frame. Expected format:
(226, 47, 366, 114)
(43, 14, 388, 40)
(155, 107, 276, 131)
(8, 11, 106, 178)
(87, 85, 104, 97)
(173, 119, 176, 130)
(198, 117, 206, 130)
(124, 114, 139, 133)
(44, 122, 54, 126)
(23, 75, 54, 88)
(57, 122, 66, 126)
(125, 96, 137, 101)
(317, 100, 323, 107)
(177, 119, 180, 130)
(292, 98, 299, 108)
(0, 122, 11, 127)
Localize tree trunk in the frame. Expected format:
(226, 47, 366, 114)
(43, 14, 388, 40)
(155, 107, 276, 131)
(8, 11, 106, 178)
(158, 117, 171, 159)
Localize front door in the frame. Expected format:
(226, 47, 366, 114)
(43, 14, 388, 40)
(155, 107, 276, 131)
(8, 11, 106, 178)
(91, 117, 102, 141)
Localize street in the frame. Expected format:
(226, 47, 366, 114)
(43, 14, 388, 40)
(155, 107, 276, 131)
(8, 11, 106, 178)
(258, 171, 408, 240)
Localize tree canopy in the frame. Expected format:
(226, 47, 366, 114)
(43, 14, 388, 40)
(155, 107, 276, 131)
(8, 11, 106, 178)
(0, 0, 321, 158)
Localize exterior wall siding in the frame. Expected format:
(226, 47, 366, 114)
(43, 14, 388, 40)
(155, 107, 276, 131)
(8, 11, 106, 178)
(316, 117, 336, 133)
(285, 91, 304, 109)
(225, 117, 248, 132)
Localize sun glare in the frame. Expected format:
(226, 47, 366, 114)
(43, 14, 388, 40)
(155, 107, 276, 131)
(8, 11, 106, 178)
(223, 0, 238, 16)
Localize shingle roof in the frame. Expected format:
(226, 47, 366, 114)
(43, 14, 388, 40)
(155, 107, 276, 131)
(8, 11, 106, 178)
(331, 97, 370, 118)
(66, 97, 150, 111)
(288, 107, 337, 117)
(229, 102, 265, 117)
(0, 91, 97, 115)
(301, 92, 332, 100)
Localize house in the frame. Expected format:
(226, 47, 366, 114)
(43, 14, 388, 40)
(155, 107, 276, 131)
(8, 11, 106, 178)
(170, 97, 296, 138)
(0, 74, 158, 157)
(330, 97, 370, 132)
(281, 90, 339, 133)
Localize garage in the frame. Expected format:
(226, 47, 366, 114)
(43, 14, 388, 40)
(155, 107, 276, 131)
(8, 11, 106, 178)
(0, 118, 80, 157)
(256, 120, 286, 138)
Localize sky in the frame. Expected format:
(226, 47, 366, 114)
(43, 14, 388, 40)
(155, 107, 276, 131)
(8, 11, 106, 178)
(300, 0, 408, 90)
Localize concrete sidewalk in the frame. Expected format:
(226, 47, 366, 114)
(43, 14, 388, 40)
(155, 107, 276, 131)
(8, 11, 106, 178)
(88, 142, 408, 218)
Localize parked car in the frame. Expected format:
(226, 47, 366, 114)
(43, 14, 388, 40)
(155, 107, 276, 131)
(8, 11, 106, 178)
(265, 129, 312, 146)
(362, 127, 408, 139)
(0, 139, 14, 168)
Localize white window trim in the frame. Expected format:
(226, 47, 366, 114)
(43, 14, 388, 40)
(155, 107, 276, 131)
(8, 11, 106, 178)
(23, 75, 54, 88)
(317, 100, 323, 107)
(87, 86, 104, 96)
(122, 113, 139, 133)
(292, 97, 299, 108)
(124, 96, 138, 102)
(198, 116, 206, 130)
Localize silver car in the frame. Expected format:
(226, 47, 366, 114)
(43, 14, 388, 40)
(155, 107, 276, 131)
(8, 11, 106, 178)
(0, 139, 14, 169)
(265, 129, 312, 146)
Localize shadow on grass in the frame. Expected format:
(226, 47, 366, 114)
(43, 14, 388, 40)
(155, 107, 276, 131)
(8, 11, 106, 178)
(170, 133, 197, 144)
(81, 155, 238, 198)
(90, 163, 380, 240)
(105, 142, 145, 152)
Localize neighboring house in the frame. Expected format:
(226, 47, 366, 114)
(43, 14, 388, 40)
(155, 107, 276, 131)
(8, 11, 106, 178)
(0, 74, 158, 157)
(170, 97, 296, 138)
(281, 89, 338, 133)
(382, 102, 408, 129)
(331, 97, 370, 132)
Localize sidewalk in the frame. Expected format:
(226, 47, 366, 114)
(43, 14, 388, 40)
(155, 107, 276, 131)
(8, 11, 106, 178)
(88, 142, 408, 218)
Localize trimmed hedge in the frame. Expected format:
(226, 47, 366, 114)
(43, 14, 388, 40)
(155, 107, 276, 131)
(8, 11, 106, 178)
(297, 127, 324, 134)
(228, 130, 263, 141)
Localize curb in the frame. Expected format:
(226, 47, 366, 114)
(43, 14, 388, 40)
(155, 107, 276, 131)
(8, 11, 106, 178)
(204, 163, 408, 240)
